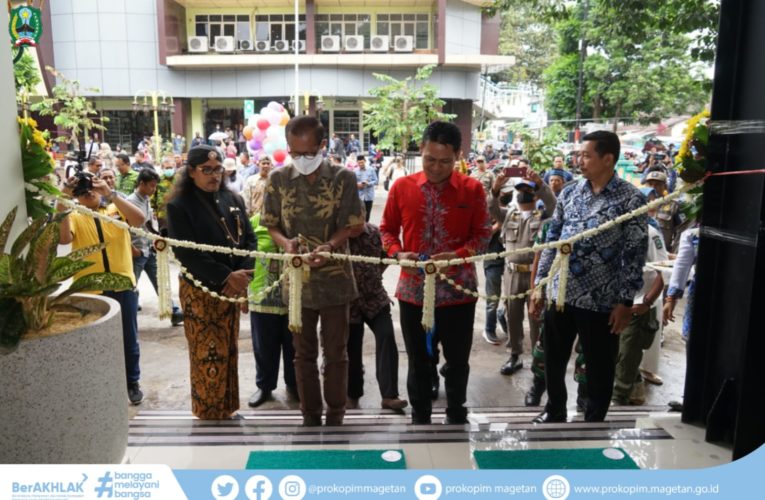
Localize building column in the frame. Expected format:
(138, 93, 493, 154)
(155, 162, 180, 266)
(437, 0, 446, 65)
(306, 0, 316, 55)
(446, 99, 473, 155)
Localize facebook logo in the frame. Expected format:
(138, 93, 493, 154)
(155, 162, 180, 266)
(245, 475, 273, 500)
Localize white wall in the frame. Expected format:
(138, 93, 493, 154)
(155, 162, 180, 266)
(444, 0, 482, 56)
(50, 0, 481, 101)
(1, 7, 29, 235)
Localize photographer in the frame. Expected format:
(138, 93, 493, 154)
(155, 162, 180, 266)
(57, 170, 148, 405)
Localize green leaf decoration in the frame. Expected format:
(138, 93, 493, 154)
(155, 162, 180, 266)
(47, 258, 93, 283)
(53, 272, 133, 304)
(0, 297, 27, 354)
(10, 215, 46, 259)
(67, 243, 106, 261)
(0, 255, 11, 284)
(0, 207, 18, 252)
(26, 221, 59, 284)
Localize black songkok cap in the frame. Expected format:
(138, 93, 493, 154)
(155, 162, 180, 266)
(187, 145, 222, 167)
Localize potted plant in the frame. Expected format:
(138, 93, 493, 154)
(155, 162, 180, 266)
(0, 206, 134, 464)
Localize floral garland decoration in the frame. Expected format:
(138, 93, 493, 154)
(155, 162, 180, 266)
(675, 110, 710, 183)
(19, 117, 60, 219)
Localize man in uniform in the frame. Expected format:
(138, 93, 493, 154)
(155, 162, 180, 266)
(643, 170, 686, 252)
(489, 171, 556, 375)
(470, 156, 494, 194)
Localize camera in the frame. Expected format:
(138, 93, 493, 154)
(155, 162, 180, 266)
(67, 142, 98, 197)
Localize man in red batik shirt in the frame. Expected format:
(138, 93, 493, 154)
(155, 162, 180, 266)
(380, 121, 491, 425)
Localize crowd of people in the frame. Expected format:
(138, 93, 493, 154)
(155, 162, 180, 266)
(52, 119, 694, 426)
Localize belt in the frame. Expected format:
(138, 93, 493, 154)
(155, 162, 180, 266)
(507, 262, 531, 273)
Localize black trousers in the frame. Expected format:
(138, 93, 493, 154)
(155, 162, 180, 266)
(364, 200, 373, 222)
(543, 305, 620, 422)
(399, 300, 475, 422)
(250, 312, 296, 392)
(347, 305, 401, 400)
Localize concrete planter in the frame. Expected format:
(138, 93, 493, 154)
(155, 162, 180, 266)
(0, 294, 128, 463)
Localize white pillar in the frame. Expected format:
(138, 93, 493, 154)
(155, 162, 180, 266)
(0, 8, 29, 236)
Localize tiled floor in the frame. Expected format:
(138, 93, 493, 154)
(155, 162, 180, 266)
(125, 408, 732, 470)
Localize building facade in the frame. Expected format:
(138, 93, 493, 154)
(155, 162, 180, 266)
(47, 0, 512, 153)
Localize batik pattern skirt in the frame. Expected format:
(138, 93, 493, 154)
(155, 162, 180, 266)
(179, 279, 240, 419)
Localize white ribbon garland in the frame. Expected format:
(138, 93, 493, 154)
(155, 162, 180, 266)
(154, 240, 173, 319)
(26, 179, 703, 326)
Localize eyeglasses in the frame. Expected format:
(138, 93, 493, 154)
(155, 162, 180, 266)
(197, 165, 224, 176)
(476, 160, 485, 163)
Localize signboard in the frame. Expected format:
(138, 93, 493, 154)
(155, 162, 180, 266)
(9, 6, 42, 48)
(243, 100, 255, 119)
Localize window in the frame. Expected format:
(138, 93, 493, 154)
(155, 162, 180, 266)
(376, 13, 430, 49)
(195, 14, 251, 45)
(315, 14, 371, 49)
(254, 14, 306, 42)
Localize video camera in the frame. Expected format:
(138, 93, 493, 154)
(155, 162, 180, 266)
(68, 141, 98, 197)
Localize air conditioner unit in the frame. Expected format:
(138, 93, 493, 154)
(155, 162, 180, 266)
(273, 40, 290, 52)
(370, 35, 389, 52)
(187, 36, 208, 53)
(255, 40, 270, 52)
(214, 36, 235, 53)
(238, 39, 254, 51)
(292, 40, 306, 52)
(394, 35, 414, 52)
(321, 35, 340, 52)
(344, 35, 364, 52)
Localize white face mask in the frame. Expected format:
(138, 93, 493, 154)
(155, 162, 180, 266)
(293, 155, 323, 175)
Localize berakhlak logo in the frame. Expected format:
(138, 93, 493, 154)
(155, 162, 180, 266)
(542, 474, 570, 500)
(94, 472, 114, 498)
(211, 475, 240, 500)
(414, 474, 442, 500)
(245, 475, 273, 500)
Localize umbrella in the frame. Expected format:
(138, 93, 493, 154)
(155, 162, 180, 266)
(208, 131, 228, 142)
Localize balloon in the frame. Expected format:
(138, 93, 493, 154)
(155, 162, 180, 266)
(263, 140, 278, 154)
(248, 137, 262, 151)
(259, 107, 270, 117)
(266, 125, 283, 139)
(243, 126, 254, 141)
(253, 128, 266, 142)
(256, 118, 270, 131)
(273, 149, 287, 163)
(268, 101, 284, 113)
(279, 113, 289, 126)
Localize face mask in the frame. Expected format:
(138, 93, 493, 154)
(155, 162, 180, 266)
(163, 169, 174, 178)
(293, 155, 323, 175)
(517, 190, 535, 204)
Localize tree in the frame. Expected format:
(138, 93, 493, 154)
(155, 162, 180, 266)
(14, 52, 40, 96)
(363, 65, 455, 154)
(534, 0, 715, 127)
(508, 122, 565, 172)
(30, 67, 107, 150)
(497, 7, 558, 88)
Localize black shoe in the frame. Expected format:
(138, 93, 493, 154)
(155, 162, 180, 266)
(482, 330, 501, 345)
(137, 304, 142, 312)
(500, 355, 523, 375)
(302, 415, 322, 427)
(127, 382, 143, 405)
(576, 396, 587, 413)
(430, 364, 440, 400)
(532, 411, 566, 424)
(286, 385, 300, 401)
(170, 311, 184, 326)
(412, 415, 432, 425)
(524, 378, 546, 406)
(444, 415, 469, 425)
(247, 389, 272, 408)
(668, 400, 683, 412)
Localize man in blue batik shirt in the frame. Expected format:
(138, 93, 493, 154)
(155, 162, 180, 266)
(355, 156, 378, 222)
(530, 130, 648, 424)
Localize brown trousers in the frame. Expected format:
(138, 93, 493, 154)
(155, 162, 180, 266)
(293, 304, 350, 423)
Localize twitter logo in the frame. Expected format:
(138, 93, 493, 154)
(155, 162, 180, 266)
(212, 474, 240, 500)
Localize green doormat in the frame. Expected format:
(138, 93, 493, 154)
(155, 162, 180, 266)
(246, 449, 407, 470)
(474, 448, 640, 470)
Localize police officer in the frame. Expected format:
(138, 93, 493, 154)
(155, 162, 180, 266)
(643, 170, 686, 252)
(489, 170, 556, 375)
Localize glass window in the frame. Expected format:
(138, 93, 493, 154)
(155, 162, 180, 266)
(403, 14, 415, 21)
(209, 15, 221, 22)
(195, 23, 207, 36)
(210, 24, 221, 40)
(416, 22, 428, 49)
(196, 15, 208, 22)
(330, 14, 342, 21)
(285, 23, 295, 41)
(391, 24, 401, 37)
(255, 21, 269, 41)
(237, 21, 250, 41)
(271, 15, 283, 21)
(237, 15, 248, 22)
(316, 21, 329, 36)
(390, 14, 401, 21)
(271, 24, 282, 41)
(376, 13, 430, 50)
(223, 24, 235, 37)
(316, 14, 328, 22)
(344, 23, 355, 35)
(223, 15, 235, 22)
(377, 14, 388, 21)
(416, 14, 428, 21)
(256, 15, 268, 22)
(404, 24, 414, 36)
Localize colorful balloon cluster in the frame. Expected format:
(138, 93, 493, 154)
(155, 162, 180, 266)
(243, 101, 290, 165)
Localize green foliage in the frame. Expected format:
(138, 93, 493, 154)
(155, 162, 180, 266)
(0, 208, 133, 353)
(18, 117, 60, 219)
(30, 67, 107, 149)
(497, 6, 558, 88)
(14, 52, 41, 96)
(508, 123, 564, 172)
(363, 65, 456, 154)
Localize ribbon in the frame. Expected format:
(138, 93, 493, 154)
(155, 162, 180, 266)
(287, 255, 306, 334)
(421, 261, 439, 331)
(154, 240, 173, 320)
(555, 243, 572, 311)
